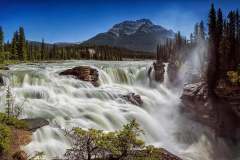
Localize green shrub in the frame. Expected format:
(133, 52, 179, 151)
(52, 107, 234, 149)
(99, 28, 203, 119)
(0, 112, 27, 129)
(227, 71, 239, 84)
(64, 120, 145, 160)
(0, 124, 11, 156)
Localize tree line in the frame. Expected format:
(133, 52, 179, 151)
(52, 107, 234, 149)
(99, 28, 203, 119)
(156, 19, 206, 65)
(156, 3, 240, 88)
(0, 27, 155, 63)
(208, 4, 240, 93)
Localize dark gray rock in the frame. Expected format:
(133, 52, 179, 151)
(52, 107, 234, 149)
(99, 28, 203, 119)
(23, 118, 49, 132)
(0, 75, 3, 86)
(121, 93, 143, 106)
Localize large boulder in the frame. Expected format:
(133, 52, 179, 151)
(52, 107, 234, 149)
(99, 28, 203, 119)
(22, 118, 49, 132)
(121, 93, 143, 106)
(181, 81, 240, 140)
(59, 66, 99, 87)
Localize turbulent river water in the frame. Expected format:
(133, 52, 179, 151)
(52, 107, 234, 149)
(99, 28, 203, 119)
(0, 60, 236, 160)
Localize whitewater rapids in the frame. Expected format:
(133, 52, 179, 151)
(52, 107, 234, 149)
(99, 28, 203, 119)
(0, 60, 234, 160)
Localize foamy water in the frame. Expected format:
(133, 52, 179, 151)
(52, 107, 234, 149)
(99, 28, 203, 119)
(0, 60, 235, 160)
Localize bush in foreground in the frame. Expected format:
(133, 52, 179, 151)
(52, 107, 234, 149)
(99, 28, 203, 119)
(0, 124, 11, 157)
(64, 120, 158, 160)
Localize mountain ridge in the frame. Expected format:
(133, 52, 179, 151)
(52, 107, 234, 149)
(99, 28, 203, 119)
(82, 19, 175, 53)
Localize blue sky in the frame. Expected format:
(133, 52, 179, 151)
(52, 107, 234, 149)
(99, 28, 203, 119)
(1, 0, 240, 43)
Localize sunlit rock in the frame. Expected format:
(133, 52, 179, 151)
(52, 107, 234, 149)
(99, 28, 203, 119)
(59, 66, 99, 87)
(23, 118, 49, 132)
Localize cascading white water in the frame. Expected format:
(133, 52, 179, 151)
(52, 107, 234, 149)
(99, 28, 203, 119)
(0, 60, 234, 160)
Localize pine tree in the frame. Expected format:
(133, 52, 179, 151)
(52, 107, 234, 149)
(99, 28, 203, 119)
(236, 10, 240, 63)
(219, 21, 231, 74)
(216, 9, 223, 41)
(17, 27, 26, 61)
(25, 40, 30, 61)
(228, 11, 236, 68)
(4, 41, 10, 53)
(11, 32, 18, 60)
(236, 10, 240, 41)
(0, 26, 4, 52)
(41, 38, 45, 60)
(214, 8, 224, 79)
(199, 21, 205, 40)
(207, 3, 217, 95)
(5, 86, 12, 118)
(0, 26, 4, 63)
(194, 23, 199, 42)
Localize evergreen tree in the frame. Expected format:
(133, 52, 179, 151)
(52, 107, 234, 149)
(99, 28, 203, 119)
(17, 27, 26, 61)
(236, 10, 240, 41)
(25, 40, 30, 61)
(219, 21, 231, 74)
(216, 9, 223, 41)
(194, 23, 199, 42)
(11, 32, 18, 60)
(41, 38, 45, 60)
(0, 26, 4, 52)
(0, 26, 4, 63)
(199, 21, 205, 40)
(228, 11, 236, 68)
(207, 3, 217, 95)
(4, 41, 10, 53)
(214, 8, 224, 79)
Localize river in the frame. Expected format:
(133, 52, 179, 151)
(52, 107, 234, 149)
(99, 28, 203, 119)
(0, 60, 234, 160)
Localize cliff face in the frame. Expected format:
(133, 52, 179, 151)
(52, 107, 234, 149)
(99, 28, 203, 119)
(181, 81, 240, 140)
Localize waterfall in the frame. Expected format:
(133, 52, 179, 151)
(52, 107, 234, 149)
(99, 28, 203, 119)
(0, 60, 234, 160)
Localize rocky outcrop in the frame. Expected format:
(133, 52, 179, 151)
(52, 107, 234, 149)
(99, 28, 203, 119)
(156, 148, 182, 160)
(215, 79, 240, 118)
(181, 82, 216, 125)
(12, 151, 27, 160)
(133, 148, 182, 160)
(60, 66, 99, 87)
(181, 81, 240, 140)
(121, 93, 143, 106)
(0, 66, 9, 70)
(167, 63, 179, 85)
(153, 62, 165, 83)
(23, 118, 49, 132)
(0, 74, 4, 86)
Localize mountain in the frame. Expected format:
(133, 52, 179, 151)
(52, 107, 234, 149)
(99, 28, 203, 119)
(82, 19, 175, 53)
